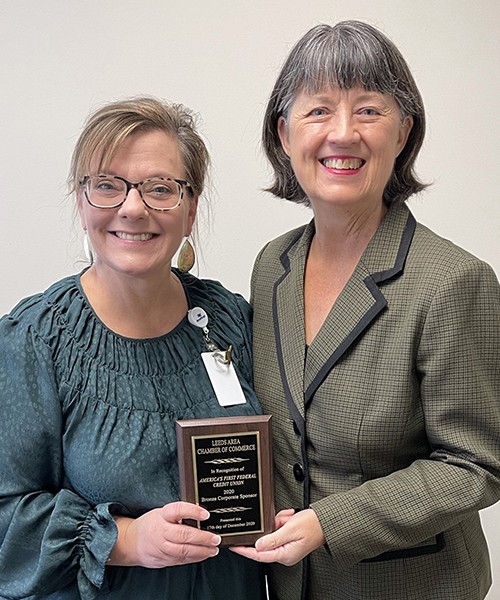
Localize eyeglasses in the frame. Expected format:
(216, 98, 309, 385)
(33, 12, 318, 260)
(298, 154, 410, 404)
(80, 174, 193, 211)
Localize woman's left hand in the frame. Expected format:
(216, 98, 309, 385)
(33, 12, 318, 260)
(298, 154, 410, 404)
(230, 508, 325, 566)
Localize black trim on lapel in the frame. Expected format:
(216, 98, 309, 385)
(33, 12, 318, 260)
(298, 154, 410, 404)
(273, 246, 306, 440)
(305, 278, 386, 406)
(372, 209, 416, 284)
(273, 237, 311, 512)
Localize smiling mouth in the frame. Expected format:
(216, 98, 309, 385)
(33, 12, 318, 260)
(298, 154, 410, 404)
(114, 232, 155, 241)
(321, 158, 365, 170)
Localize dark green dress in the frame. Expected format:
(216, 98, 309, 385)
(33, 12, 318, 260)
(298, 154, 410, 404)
(0, 271, 266, 600)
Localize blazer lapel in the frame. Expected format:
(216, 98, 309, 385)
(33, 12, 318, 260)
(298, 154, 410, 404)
(273, 204, 416, 410)
(306, 204, 416, 404)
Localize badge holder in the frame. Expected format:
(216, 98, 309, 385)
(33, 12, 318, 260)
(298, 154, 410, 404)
(188, 307, 246, 407)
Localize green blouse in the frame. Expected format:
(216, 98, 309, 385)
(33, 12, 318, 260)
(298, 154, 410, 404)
(0, 271, 265, 600)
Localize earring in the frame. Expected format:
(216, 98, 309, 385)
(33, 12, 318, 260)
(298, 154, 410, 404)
(83, 231, 94, 265)
(177, 238, 195, 272)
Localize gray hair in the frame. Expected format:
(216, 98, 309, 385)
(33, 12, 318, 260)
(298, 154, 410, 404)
(263, 21, 427, 205)
(68, 96, 210, 198)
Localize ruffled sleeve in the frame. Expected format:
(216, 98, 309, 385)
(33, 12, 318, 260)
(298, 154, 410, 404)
(77, 503, 120, 597)
(0, 300, 118, 599)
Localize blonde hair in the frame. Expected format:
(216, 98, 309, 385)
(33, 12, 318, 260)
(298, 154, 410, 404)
(68, 96, 210, 198)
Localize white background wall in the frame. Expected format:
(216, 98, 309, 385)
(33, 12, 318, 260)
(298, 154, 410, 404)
(1, 1, 498, 596)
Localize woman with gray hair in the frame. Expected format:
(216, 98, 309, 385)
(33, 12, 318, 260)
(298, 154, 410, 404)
(232, 21, 500, 600)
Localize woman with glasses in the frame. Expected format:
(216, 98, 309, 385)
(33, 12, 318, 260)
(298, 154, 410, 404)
(0, 97, 265, 599)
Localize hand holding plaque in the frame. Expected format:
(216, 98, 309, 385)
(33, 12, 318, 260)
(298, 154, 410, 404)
(176, 415, 274, 546)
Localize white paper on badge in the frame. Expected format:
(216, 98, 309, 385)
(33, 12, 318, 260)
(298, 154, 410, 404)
(201, 352, 247, 407)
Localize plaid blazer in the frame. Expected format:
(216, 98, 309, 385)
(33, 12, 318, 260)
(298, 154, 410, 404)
(250, 203, 500, 600)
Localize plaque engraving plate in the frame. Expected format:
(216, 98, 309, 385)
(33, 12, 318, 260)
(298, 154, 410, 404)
(176, 415, 274, 546)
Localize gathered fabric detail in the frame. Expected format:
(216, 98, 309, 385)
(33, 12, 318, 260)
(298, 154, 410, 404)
(77, 503, 119, 599)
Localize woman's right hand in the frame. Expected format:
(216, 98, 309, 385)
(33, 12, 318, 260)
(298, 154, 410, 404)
(107, 502, 221, 568)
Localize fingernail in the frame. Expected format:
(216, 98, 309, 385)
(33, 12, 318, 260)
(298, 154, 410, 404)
(212, 535, 222, 546)
(200, 509, 210, 520)
(255, 538, 265, 551)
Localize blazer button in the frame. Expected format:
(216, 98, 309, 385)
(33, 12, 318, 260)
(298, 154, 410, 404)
(293, 463, 305, 482)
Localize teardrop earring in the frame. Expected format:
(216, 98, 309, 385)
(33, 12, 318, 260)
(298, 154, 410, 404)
(83, 231, 94, 265)
(177, 238, 195, 273)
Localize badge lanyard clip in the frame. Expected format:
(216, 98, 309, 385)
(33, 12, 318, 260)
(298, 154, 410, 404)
(188, 307, 232, 364)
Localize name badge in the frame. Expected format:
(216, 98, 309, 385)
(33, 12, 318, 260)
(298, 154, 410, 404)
(201, 352, 247, 407)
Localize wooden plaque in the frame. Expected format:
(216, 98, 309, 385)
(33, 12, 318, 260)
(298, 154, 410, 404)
(176, 415, 274, 546)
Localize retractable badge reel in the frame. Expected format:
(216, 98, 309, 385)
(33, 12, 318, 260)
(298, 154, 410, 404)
(188, 307, 246, 407)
